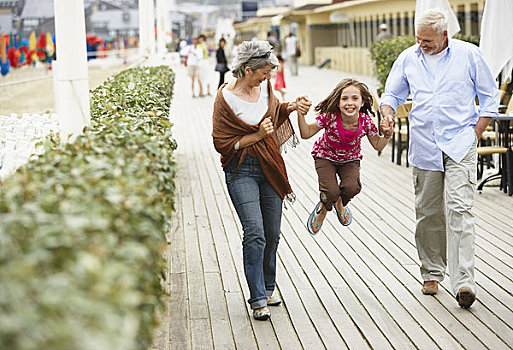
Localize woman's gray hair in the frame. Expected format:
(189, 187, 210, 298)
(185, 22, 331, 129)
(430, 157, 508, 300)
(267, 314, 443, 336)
(231, 40, 279, 78)
(415, 8, 448, 35)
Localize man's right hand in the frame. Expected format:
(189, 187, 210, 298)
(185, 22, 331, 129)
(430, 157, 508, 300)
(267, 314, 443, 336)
(380, 115, 394, 138)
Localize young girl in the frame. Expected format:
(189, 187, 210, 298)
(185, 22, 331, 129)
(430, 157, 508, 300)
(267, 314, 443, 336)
(273, 55, 286, 100)
(296, 78, 393, 235)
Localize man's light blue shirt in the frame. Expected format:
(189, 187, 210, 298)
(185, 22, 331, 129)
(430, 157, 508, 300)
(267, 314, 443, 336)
(380, 38, 499, 171)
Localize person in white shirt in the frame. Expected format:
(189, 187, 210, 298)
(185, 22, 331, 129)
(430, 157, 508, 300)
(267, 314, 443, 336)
(284, 32, 299, 76)
(186, 38, 204, 98)
(380, 8, 499, 308)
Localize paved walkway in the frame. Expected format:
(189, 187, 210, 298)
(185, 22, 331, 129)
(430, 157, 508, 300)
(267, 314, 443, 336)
(152, 63, 513, 350)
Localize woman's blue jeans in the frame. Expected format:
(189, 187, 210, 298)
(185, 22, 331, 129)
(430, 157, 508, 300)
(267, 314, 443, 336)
(224, 155, 283, 309)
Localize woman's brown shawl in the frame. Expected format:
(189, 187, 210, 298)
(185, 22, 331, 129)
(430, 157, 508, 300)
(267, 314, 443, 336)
(212, 80, 298, 201)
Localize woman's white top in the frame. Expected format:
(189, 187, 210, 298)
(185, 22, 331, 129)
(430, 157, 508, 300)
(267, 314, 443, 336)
(222, 80, 269, 126)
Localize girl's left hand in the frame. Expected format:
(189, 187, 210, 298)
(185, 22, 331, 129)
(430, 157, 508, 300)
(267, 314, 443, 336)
(297, 97, 312, 115)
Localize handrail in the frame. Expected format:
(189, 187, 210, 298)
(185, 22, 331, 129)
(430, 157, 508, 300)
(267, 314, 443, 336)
(0, 49, 141, 88)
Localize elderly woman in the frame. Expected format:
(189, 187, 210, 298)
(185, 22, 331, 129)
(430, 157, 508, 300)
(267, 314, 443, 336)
(212, 40, 308, 320)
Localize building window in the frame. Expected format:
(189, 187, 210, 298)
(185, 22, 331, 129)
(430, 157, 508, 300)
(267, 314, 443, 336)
(457, 5, 465, 35)
(470, 3, 478, 36)
(404, 12, 410, 35)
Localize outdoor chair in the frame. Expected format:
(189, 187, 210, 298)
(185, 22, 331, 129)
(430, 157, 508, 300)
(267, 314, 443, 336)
(391, 102, 411, 166)
(371, 93, 383, 156)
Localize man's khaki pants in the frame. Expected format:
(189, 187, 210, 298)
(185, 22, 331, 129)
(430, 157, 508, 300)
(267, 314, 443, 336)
(412, 138, 478, 296)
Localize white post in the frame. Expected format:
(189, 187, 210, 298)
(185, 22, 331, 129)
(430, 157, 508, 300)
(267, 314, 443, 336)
(148, 0, 156, 56)
(139, 0, 150, 56)
(156, 0, 166, 55)
(53, 0, 90, 138)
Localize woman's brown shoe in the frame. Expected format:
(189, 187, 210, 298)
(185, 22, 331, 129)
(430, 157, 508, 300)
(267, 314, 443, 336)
(253, 306, 271, 320)
(422, 281, 438, 295)
(267, 296, 281, 306)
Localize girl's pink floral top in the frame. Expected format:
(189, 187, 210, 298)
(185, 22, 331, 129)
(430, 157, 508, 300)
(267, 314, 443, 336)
(312, 111, 378, 163)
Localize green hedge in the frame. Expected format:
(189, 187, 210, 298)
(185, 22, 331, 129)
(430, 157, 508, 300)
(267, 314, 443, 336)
(0, 66, 177, 350)
(370, 35, 480, 96)
(369, 35, 416, 97)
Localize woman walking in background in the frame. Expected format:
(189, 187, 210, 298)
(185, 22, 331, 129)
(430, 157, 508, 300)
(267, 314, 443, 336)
(273, 55, 286, 100)
(215, 38, 229, 89)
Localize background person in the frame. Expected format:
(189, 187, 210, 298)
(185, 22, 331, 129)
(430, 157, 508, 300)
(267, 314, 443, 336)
(185, 38, 203, 98)
(379, 8, 499, 308)
(284, 32, 299, 76)
(215, 38, 229, 88)
(198, 34, 212, 97)
(376, 23, 392, 41)
(273, 55, 286, 100)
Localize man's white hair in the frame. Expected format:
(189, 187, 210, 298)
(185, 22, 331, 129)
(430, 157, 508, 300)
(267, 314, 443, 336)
(231, 40, 279, 78)
(415, 8, 448, 35)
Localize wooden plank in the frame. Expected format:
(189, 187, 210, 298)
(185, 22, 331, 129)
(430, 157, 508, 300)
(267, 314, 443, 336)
(150, 301, 170, 350)
(204, 272, 236, 349)
(187, 154, 219, 275)
(167, 162, 190, 349)
(171, 86, 213, 349)
(168, 272, 189, 349)
(225, 292, 258, 350)
(332, 152, 512, 348)
(191, 319, 212, 349)
(199, 172, 259, 347)
(180, 165, 213, 349)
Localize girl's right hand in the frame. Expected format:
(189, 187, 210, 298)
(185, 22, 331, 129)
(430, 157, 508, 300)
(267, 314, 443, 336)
(258, 117, 274, 139)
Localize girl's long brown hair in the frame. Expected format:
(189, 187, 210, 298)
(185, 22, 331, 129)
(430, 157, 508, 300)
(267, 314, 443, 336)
(314, 78, 375, 117)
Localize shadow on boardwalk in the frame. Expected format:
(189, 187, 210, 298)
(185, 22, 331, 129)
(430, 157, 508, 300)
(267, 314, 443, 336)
(152, 64, 513, 350)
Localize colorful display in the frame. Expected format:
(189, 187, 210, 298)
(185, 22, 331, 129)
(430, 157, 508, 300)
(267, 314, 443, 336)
(0, 31, 138, 76)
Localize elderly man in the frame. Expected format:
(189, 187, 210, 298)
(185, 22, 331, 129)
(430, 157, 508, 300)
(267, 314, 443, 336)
(379, 8, 499, 308)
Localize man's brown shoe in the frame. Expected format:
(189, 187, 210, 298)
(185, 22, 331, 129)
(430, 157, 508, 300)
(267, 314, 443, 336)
(422, 281, 438, 295)
(456, 287, 476, 308)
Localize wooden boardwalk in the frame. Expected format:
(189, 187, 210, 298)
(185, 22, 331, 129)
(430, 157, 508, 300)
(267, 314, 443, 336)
(151, 64, 513, 350)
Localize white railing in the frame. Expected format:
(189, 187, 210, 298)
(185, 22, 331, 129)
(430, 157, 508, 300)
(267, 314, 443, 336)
(0, 48, 142, 87)
(0, 113, 59, 179)
(315, 47, 376, 77)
